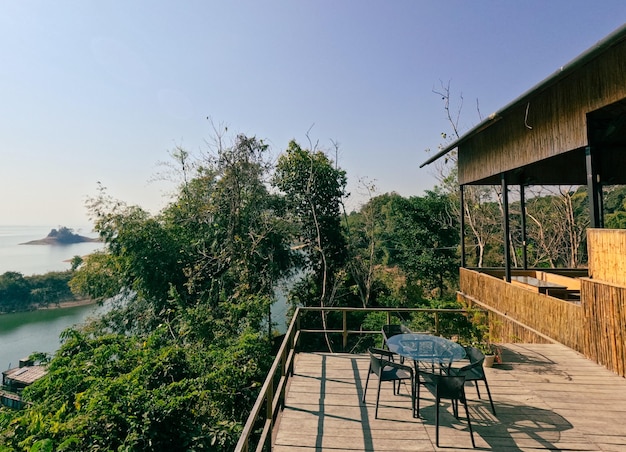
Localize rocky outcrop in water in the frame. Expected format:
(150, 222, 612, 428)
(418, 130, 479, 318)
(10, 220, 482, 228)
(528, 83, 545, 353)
(20, 227, 100, 245)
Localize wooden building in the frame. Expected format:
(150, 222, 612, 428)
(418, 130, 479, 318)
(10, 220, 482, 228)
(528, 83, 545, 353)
(1, 360, 46, 408)
(421, 24, 626, 376)
(2, 365, 46, 392)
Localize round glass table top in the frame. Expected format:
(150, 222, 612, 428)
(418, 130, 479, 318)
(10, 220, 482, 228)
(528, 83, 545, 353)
(385, 333, 466, 365)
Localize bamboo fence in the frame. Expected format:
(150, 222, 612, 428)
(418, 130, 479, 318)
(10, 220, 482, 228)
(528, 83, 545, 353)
(460, 263, 626, 377)
(588, 228, 626, 285)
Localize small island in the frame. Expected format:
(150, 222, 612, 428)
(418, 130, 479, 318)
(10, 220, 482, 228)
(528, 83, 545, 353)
(20, 226, 100, 245)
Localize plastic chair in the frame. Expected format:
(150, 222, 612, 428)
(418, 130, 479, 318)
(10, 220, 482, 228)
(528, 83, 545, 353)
(422, 374, 476, 448)
(447, 346, 496, 414)
(362, 347, 416, 418)
(381, 324, 412, 349)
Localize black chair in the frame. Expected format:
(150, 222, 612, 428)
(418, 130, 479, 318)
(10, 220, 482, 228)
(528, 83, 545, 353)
(362, 347, 416, 418)
(381, 324, 412, 348)
(422, 374, 476, 448)
(447, 346, 496, 414)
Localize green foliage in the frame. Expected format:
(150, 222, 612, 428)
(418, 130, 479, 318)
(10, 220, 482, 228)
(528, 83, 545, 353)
(604, 185, 626, 228)
(346, 191, 460, 301)
(273, 141, 348, 282)
(0, 271, 76, 313)
(0, 135, 296, 450)
(0, 272, 30, 312)
(0, 325, 271, 451)
(392, 192, 459, 297)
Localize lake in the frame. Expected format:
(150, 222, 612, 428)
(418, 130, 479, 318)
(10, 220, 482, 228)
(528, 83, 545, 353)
(0, 225, 290, 370)
(0, 302, 109, 371)
(0, 224, 104, 369)
(0, 224, 102, 275)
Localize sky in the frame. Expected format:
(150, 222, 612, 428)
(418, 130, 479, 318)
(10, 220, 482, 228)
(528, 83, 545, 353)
(1, 1, 625, 228)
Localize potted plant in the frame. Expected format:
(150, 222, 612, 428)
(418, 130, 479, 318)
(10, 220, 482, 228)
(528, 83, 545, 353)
(474, 341, 502, 367)
(461, 306, 502, 367)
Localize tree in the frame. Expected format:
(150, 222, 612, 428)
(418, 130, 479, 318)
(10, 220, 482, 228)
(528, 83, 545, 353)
(72, 135, 294, 336)
(273, 140, 348, 305)
(273, 140, 349, 351)
(0, 272, 30, 312)
(388, 191, 459, 298)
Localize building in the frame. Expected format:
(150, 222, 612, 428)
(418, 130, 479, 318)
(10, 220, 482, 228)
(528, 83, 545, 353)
(421, 24, 626, 377)
(1, 359, 46, 409)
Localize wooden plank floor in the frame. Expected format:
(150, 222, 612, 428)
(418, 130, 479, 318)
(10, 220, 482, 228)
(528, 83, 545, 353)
(273, 344, 626, 451)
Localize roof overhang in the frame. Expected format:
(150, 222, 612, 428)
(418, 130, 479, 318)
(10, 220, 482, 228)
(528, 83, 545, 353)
(420, 23, 626, 170)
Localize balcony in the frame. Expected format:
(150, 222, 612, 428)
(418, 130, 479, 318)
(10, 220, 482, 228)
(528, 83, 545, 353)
(235, 307, 626, 451)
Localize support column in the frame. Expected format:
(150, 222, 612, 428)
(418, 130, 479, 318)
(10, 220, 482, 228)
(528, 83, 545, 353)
(586, 146, 604, 228)
(502, 174, 511, 282)
(520, 184, 528, 270)
(460, 185, 466, 268)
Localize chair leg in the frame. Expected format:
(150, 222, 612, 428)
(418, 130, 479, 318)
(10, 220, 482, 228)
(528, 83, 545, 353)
(461, 396, 476, 448)
(435, 396, 440, 447)
(416, 374, 421, 416)
(375, 379, 382, 419)
(474, 381, 482, 399)
(482, 378, 496, 415)
(411, 374, 417, 418)
(452, 398, 459, 418)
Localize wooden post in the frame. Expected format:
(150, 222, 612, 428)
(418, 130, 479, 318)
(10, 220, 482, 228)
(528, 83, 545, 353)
(520, 184, 528, 270)
(502, 174, 511, 282)
(342, 310, 348, 351)
(460, 185, 466, 268)
(586, 146, 604, 228)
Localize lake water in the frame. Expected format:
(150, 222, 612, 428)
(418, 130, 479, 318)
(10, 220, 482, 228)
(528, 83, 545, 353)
(0, 302, 109, 372)
(0, 225, 290, 370)
(0, 224, 105, 370)
(0, 225, 102, 275)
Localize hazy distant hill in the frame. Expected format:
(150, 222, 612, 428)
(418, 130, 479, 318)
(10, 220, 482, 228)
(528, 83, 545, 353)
(20, 227, 100, 245)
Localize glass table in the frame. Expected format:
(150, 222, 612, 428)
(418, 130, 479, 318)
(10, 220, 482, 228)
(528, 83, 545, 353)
(385, 333, 466, 370)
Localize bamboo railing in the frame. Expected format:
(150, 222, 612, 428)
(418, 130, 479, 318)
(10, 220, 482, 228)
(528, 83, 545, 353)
(459, 266, 626, 378)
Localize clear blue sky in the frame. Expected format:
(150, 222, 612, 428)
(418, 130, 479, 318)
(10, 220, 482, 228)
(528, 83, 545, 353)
(1, 1, 625, 227)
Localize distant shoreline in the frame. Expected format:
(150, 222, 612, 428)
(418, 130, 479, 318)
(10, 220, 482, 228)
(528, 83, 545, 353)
(0, 298, 97, 316)
(38, 298, 97, 310)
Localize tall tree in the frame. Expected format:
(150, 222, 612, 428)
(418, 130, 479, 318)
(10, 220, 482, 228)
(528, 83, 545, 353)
(392, 191, 460, 297)
(272, 140, 348, 350)
(272, 140, 348, 305)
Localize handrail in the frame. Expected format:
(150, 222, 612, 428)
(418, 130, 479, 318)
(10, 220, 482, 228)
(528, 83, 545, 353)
(234, 307, 302, 452)
(233, 306, 476, 452)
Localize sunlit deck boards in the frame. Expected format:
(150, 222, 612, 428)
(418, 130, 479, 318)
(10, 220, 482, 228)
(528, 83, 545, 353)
(273, 344, 626, 451)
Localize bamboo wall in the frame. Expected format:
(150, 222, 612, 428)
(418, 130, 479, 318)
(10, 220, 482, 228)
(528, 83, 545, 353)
(581, 278, 626, 376)
(459, 268, 583, 349)
(460, 267, 626, 377)
(458, 38, 626, 185)
(587, 229, 626, 286)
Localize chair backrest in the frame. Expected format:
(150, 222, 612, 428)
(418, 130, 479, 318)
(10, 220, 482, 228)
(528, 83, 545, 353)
(368, 348, 394, 376)
(465, 346, 486, 365)
(382, 324, 412, 341)
(458, 347, 487, 378)
(431, 374, 466, 400)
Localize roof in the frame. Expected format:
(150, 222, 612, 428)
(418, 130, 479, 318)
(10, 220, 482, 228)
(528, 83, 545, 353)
(3, 366, 47, 385)
(420, 23, 626, 169)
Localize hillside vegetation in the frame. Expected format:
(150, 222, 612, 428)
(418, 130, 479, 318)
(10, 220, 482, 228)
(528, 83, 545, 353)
(1, 134, 624, 451)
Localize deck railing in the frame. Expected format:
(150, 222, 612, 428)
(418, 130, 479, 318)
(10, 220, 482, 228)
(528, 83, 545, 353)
(234, 306, 472, 452)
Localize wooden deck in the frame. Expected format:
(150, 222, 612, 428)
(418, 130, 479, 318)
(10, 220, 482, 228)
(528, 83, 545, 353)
(273, 344, 626, 451)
